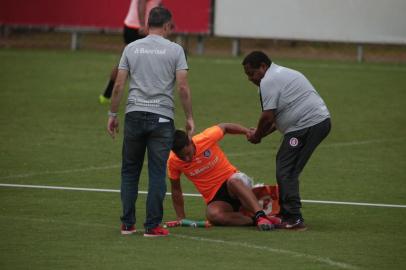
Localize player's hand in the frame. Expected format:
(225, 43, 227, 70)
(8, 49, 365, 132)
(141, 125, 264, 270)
(246, 127, 256, 137)
(107, 117, 119, 139)
(248, 136, 261, 144)
(246, 128, 255, 140)
(247, 129, 261, 144)
(185, 118, 195, 138)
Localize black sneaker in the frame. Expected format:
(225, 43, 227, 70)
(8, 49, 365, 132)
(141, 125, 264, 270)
(275, 218, 307, 231)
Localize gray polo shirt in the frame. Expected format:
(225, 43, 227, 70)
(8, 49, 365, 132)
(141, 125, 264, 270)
(118, 34, 188, 119)
(260, 63, 330, 134)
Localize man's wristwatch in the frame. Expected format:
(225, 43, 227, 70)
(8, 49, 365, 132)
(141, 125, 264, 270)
(108, 111, 118, 117)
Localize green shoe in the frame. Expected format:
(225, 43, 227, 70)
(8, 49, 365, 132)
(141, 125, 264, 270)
(99, 95, 110, 105)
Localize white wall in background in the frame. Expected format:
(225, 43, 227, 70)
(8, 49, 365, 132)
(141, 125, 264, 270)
(214, 0, 406, 44)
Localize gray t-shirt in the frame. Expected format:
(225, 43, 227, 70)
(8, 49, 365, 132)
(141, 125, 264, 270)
(118, 34, 188, 119)
(260, 63, 330, 134)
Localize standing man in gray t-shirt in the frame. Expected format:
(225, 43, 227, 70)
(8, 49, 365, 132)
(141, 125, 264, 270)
(243, 51, 331, 231)
(107, 7, 194, 237)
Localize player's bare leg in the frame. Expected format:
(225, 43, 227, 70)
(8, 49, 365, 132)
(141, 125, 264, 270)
(99, 66, 119, 104)
(226, 177, 275, 230)
(206, 201, 253, 226)
(226, 177, 262, 213)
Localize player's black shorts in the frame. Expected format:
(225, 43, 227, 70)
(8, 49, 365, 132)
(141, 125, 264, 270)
(208, 180, 241, 212)
(123, 25, 145, 44)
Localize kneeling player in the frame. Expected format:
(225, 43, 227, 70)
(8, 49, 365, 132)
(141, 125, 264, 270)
(167, 123, 277, 231)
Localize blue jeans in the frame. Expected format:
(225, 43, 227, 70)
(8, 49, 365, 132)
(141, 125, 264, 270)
(120, 111, 174, 229)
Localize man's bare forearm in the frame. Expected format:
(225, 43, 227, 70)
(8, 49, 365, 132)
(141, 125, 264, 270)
(254, 111, 275, 139)
(137, 0, 147, 27)
(178, 85, 193, 120)
(218, 123, 249, 135)
(109, 70, 128, 113)
(172, 190, 186, 220)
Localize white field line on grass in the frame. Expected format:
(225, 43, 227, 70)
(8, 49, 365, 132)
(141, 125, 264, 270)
(0, 215, 358, 270)
(172, 234, 359, 270)
(1, 183, 405, 209)
(1, 137, 404, 181)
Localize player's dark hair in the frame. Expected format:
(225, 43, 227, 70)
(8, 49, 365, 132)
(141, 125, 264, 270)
(148, 7, 172, 27)
(242, 51, 272, 68)
(172, 130, 190, 154)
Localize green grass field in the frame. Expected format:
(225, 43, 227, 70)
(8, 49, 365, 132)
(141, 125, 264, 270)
(0, 48, 405, 270)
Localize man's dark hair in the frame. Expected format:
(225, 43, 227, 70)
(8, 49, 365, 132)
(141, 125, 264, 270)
(242, 51, 272, 68)
(148, 7, 172, 27)
(172, 130, 190, 154)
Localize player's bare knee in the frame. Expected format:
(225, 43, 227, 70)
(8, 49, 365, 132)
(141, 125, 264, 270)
(227, 177, 240, 188)
(229, 172, 253, 188)
(206, 209, 227, 225)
